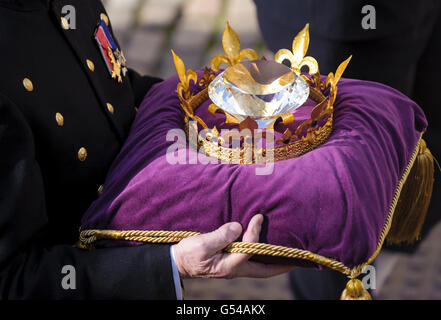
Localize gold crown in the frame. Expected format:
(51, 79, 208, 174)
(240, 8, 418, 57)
(172, 22, 351, 164)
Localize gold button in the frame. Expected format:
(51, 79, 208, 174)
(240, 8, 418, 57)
(97, 184, 104, 196)
(100, 13, 109, 26)
(23, 78, 33, 92)
(61, 16, 69, 30)
(134, 107, 139, 113)
(78, 147, 87, 162)
(106, 102, 114, 115)
(86, 59, 95, 72)
(55, 113, 64, 127)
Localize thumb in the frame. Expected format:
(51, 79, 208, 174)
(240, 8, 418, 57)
(201, 222, 242, 255)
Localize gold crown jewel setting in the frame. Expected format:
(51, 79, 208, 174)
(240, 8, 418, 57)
(172, 22, 352, 164)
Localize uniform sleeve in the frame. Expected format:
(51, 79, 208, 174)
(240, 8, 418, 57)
(127, 68, 163, 108)
(0, 93, 176, 299)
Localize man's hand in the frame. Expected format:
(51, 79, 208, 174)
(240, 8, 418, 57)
(172, 214, 295, 279)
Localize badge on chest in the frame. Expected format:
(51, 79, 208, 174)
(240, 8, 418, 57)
(94, 19, 127, 83)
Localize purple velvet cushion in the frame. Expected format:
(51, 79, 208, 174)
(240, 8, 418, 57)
(81, 73, 426, 269)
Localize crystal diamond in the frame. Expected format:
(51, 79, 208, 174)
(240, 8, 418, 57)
(208, 60, 309, 128)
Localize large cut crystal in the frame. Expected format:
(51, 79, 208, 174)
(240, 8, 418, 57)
(208, 60, 309, 128)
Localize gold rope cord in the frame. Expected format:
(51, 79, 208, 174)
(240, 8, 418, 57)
(348, 133, 422, 277)
(78, 132, 423, 280)
(79, 229, 351, 275)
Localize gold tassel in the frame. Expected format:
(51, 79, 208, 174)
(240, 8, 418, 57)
(340, 279, 372, 300)
(387, 138, 435, 244)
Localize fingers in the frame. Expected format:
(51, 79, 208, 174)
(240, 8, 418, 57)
(173, 214, 295, 280)
(221, 214, 264, 269)
(203, 213, 263, 255)
(172, 222, 242, 278)
(200, 221, 243, 255)
(242, 214, 264, 243)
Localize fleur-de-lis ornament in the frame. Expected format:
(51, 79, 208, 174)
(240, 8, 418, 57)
(210, 22, 259, 72)
(172, 50, 208, 129)
(172, 50, 197, 115)
(198, 67, 216, 88)
(274, 24, 319, 75)
(326, 55, 352, 105)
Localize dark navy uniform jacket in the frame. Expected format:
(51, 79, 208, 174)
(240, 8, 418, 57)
(0, 0, 175, 299)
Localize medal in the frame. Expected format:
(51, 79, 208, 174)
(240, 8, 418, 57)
(94, 18, 127, 82)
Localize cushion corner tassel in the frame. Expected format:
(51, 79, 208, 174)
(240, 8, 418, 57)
(387, 137, 435, 244)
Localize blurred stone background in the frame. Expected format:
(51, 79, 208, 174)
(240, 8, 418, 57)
(102, 0, 272, 80)
(102, 0, 441, 300)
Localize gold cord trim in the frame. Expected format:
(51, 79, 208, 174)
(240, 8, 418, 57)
(78, 136, 423, 279)
(79, 229, 351, 274)
(348, 133, 423, 277)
